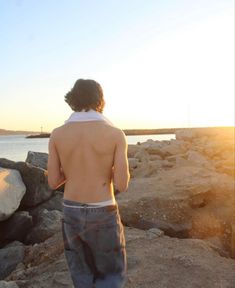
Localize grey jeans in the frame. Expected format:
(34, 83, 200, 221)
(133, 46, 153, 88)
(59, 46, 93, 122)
(62, 199, 126, 288)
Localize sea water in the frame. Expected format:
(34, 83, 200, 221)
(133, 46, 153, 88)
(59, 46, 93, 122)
(0, 134, 175, 162)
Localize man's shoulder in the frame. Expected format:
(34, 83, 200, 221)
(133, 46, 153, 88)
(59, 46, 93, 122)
(106, 125, 125, 137)
(50, 124, 66, 138)
(107, 126, 127, 145)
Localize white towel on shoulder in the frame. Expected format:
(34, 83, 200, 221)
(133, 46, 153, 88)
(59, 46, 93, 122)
(65, 109, 114, 126)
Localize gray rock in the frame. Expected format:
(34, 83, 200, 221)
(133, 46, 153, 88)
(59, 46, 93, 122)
(0, 168, 26, 221)
(0, 159, 53, 208)
(28, 191, 63, 217)
(26, 209, 62, 244)
(0, 211, 33, 246)
(146, 228, 164, 239)
(0, 245, 25, 280)
(0, 281, 19, 288)
(4, 241, 24, 248)
(25, 151, 48, 170)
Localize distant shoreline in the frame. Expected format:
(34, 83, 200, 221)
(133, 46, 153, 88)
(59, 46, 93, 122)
(0, 129, 41, 136)
(0, 126, 233, 137)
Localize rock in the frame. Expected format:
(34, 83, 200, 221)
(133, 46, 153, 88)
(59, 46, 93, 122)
(232, 223, 235, 259)
(166, 153, 187, 163)
(160, 139, 190, 156)
(173, 150, 215, 170)
(131, 160, 162, 178)
(118, 176, 193, 237)
(146, 228, 164, 239)
(28, 191, 63, 217)
(25, 151, 48, 170)
(214, 159, 235, 176)
(5, 227, 235, 288)
(0, 168, 26, 221)
(134, 149, 150, 162)
(25, 209, 62, 244)
(187, 150, 213, 168)
(124, 233, 235, 288)
(0, 159, 53, 208)
(0, 281, 19, 288)
(127, 145, 141, 158)
(149, 155, 162, 161)
(161, 159, 174, 168)
(23, 231, 64, 268)
(145, 146, 166, 157)
(0, 245, 25, 280)
(203, 236, 229, 258)
(0, 211, 33, 246)
(139, 139, 162, 148)
(128, 158, 139, 169)
(176, 127, 234, 142)
(4, 241, 24, 248)
(118, 165, 234, 242)
(175, 129, 196, 141)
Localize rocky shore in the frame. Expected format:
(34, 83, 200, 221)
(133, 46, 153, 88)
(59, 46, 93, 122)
(0, 128, 234, 288)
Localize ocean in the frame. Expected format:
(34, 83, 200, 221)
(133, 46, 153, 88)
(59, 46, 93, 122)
(0, 134, 175, 162)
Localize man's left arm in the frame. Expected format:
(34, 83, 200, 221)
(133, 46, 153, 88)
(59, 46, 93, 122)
(47, 133, 66, 190)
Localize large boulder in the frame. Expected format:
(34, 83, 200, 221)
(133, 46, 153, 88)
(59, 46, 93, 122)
(117, 166, 235, 244)
(25, 151, 48, 170)
(127, 145, 141, 158)
(27, 191, 63, 217)
(175, 129, 196, 141)
(160, 139, 191, 156)
(0, 159, 53, 208)
(25, 209, 62, 244)
(0, 168, 26, 221)
(0, 211, 33, 246)
(0, 242, 25, 280)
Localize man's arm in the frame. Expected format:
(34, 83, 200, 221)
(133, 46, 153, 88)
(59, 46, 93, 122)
(113, 130, 130, 193)
(47, 132, 66, 190)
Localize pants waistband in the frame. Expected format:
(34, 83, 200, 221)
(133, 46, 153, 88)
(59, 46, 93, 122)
(62, 199, 117, 212)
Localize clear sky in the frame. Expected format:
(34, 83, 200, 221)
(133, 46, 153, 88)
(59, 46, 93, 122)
(0, 0, 234, 132)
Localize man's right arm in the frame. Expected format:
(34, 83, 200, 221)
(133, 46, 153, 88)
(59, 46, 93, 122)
(113, 130, 130, 193)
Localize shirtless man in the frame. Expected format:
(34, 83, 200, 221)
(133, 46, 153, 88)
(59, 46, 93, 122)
(47, 79, 130, 288)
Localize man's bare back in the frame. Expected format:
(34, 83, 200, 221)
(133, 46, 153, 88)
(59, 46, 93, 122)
(47, 121, 129, 203)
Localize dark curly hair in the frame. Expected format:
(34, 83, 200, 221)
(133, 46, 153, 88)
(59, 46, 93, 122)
(64, 79, 105, 113)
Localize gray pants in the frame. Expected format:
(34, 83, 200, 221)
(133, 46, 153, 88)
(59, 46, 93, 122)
(62, 199, 126, 288)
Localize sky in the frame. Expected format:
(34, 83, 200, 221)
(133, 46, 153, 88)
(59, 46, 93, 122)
(0, 0, 234, 132)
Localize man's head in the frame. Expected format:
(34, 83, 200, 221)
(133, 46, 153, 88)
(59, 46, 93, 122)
(65, 79, 105, 113)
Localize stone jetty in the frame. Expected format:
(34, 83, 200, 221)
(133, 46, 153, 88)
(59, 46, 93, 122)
(0, 127, 234, 287)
